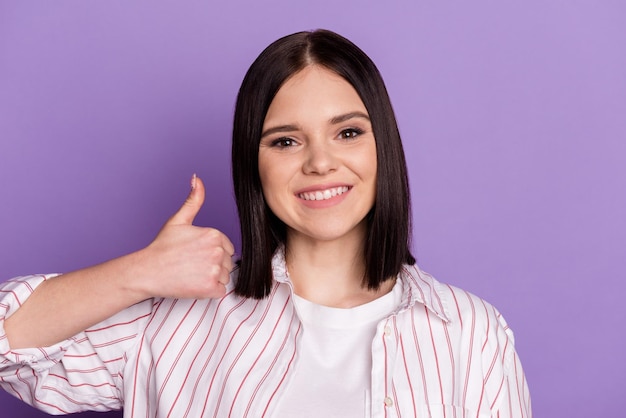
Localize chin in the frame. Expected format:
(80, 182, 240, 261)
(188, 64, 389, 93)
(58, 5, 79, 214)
(295, 222, 367, 244)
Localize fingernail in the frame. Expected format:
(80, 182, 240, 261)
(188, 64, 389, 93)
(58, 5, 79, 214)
(190, 173, 197, 191)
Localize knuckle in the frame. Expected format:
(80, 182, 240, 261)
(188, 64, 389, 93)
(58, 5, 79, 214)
(206, 228, 221, 241)
(211, 245, 226, 258)
(221, 268, 231, 284)
(207, 246, 230, 264)
(207, 264, 222, 280)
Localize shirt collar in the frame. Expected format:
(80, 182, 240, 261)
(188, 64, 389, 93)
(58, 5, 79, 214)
(271, 246, 289, 284)
(270, 246, 451, 323)
(396, 265, 452, 323)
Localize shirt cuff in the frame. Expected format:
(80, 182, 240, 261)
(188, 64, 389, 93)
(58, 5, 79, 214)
(0, 274, 74, 373)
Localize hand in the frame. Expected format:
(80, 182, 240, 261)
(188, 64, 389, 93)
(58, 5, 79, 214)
(135, 175, 235, 300)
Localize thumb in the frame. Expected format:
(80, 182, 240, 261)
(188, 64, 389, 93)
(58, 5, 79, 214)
(167, 174, 205, 226)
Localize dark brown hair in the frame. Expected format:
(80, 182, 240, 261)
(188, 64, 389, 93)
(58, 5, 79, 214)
(232, 29, 415, 298)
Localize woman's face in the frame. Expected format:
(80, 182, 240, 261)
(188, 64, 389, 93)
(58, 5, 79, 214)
(258, 65, 377, 245)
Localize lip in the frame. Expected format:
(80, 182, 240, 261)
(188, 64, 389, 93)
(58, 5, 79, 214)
(294, 183, 352, 209)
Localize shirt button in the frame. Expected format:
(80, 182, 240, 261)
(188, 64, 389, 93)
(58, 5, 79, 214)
(384, 396, 394, 407)
(384, 326, 392, 336)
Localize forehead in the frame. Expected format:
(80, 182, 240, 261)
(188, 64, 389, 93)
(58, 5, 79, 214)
(263, 65, 368, 125)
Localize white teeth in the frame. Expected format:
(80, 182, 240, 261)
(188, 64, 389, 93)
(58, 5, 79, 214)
(299, 186, 349, 201)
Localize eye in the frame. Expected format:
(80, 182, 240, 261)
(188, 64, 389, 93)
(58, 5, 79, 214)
(270, 137, 297, 148)
(339, 128, 364, 140)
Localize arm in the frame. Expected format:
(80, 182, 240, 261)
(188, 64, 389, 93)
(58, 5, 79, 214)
(488, 311, 532, 418)
(494, 350, 532, 418)
(3, 175, 234, 349)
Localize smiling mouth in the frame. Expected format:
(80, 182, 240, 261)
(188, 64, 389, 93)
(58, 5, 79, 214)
(298, 186, 350, 201)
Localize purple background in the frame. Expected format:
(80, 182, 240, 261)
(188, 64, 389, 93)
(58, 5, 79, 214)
(1, 2, 624, 417)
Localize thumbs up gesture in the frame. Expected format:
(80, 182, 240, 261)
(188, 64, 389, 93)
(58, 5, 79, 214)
(2, 175, 236, 350)
(137, 175, 235, 300)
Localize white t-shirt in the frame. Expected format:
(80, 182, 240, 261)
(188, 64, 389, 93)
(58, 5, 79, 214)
(273, 279, 403, 417)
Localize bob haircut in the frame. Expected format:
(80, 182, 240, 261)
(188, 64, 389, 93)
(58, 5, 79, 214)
(232, 29, 415, 299)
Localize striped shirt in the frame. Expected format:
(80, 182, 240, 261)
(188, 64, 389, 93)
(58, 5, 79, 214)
(0, 250, 531, 417)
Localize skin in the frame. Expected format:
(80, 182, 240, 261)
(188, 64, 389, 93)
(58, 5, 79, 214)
(4, 65, 395, 349)
(259, 65, 394, 307)
(4, 177, 234, 349)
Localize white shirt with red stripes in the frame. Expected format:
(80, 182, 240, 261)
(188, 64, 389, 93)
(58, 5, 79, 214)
(0, 249, 531, 417)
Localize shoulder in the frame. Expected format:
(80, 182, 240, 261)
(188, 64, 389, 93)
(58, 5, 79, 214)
(399, 264, 515, 345)
(397, 266, 530, 413)
(144, 268, 291, 338)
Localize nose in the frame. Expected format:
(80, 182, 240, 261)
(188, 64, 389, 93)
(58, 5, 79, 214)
(302, 141, 337, 175)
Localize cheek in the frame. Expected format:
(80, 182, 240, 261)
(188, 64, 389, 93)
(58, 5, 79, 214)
(258, 162, 286, 208)
(359, 146, 378, 202)
(351, 145, 378, 181)
(368, 146, 378, 182)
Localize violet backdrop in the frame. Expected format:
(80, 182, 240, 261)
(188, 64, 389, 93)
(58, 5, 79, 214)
(1, 1, 624, 417)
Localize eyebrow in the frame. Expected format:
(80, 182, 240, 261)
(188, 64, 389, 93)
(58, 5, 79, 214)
(261, 111, 371, 139)
(329, 111, 370, 125)
(261, 124, 300, 139)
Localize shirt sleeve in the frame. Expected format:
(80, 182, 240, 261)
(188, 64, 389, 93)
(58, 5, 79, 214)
(0, 274, 154, 414)
(485, 309, 532, 418)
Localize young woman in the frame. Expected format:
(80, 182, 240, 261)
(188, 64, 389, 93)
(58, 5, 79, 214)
(0, 30, 531, 417)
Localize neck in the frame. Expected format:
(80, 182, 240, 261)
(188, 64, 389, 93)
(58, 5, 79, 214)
(284, 229, 394, 308)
